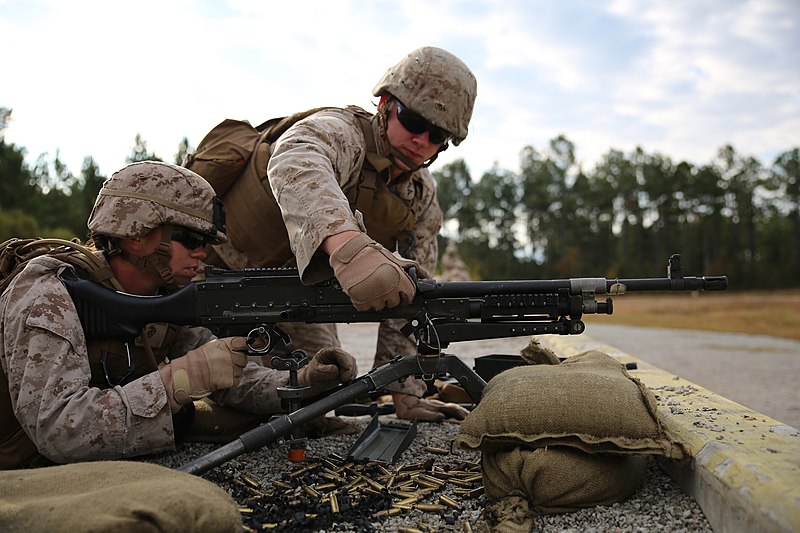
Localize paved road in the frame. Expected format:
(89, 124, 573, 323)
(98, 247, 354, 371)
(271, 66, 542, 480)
(583, 323, 800, 429)
(338, 323, 800, 429)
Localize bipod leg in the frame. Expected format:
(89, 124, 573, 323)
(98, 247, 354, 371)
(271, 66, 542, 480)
(177, 354, 432, 475)
(437, 353, 486, 403)
(176, 353, 487, 475)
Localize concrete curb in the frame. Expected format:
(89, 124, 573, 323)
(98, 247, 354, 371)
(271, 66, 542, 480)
(541, 334, 800, 533)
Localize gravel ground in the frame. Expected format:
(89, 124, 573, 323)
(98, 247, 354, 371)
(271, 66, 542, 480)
(142, 323, 726, 532)
(147, 417, 711, 532)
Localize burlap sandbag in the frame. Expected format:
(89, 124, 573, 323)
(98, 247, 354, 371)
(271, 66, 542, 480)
(482, 446, 647, 519)
(519, 338, 561, 366)
(0, 461, 242, 533)
(456, 350, 683, 458)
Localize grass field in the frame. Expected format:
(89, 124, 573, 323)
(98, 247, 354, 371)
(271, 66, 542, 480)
(582, 289, 800, 341)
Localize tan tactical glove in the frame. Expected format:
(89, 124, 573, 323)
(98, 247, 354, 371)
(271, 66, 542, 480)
(297, 347, 358, 395)
(329, 233, 420, 311)
(159, 337, 249, 413)
(393, 391, 470, 423)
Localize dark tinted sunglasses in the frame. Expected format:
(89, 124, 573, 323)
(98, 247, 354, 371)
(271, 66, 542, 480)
(395, 101, 452, 145)
(171, 226, 210, 250)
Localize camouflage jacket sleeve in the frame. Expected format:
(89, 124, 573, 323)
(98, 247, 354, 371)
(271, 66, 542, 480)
(0, 257, 176, 462)
(267, 109, 369, 283)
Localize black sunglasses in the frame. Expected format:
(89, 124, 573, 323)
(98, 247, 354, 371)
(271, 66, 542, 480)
(395, 101, 452, 145)
(171, 226, 210, 250)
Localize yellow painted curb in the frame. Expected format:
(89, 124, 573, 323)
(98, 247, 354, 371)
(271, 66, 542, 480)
(541, 334, 800, 533)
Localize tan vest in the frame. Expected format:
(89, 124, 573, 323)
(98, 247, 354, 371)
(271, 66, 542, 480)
(213, 106, 416, 268)
(0, 253, 176, 469)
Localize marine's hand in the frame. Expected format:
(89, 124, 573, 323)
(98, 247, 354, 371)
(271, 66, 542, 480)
(393, 391, 470, 422)
(159, 337, 248, 412)
(297, 347, 358, 394)
(329, 233, 418, 311)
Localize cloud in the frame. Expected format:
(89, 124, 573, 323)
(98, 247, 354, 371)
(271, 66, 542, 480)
(1, 0, 797, 182)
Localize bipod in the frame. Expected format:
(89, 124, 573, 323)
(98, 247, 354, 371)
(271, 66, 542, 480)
(176, 352, 486, 475)
(271, 349, 312, 462)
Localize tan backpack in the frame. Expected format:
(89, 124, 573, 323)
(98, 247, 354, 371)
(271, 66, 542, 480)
(182, 108, 331, 196)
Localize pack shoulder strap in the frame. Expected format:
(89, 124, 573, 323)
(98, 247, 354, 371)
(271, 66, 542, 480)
(0, 238, 122, 293)
(256, 106, 338, 142)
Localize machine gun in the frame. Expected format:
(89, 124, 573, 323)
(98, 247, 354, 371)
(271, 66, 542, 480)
(62, 254, 727, 475)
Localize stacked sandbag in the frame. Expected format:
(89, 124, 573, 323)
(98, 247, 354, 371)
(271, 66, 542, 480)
(455, 346, 683, 529)
(0, 461, 242, 532)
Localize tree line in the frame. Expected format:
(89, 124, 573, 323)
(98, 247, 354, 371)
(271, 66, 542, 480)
(1, 108, 797, 289)
(434, 135, 799, 289)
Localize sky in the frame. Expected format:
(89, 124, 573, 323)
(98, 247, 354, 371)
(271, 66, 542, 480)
(1, 0, 798, 182)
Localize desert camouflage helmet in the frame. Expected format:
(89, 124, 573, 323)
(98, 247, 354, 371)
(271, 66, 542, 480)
(87, 161, 226, 243)
(373, 46, 477, 145)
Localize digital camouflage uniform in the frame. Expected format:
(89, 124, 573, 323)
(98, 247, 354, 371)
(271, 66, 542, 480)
(211, 107, 442, 397)
(0, 252, 298, 466)
(204, 46, 476, 401)
(0, 162, 306, 468)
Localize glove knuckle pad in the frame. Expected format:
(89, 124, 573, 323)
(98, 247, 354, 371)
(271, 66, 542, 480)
(349, 263, 401, 303)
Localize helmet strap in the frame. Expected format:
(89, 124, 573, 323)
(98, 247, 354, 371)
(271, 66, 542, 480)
(375, 96, 447, 172)
(119, 225, 185, 291)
